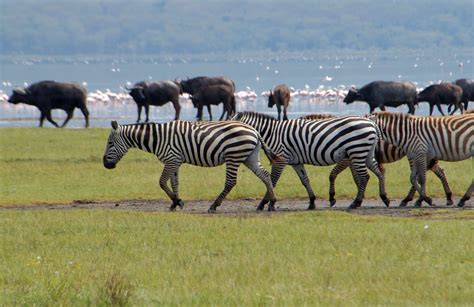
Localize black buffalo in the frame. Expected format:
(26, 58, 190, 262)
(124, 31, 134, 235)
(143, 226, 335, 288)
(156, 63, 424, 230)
(268, 84, 291, 120)
(7, 80, 89, 128)
(453, 78, 474, 111)
(190, 84, 236, 121)
(128, 80, 182, 122)
(418, 83, 463, 115)
(343, 81, 418, 114)
(179, 76, 235, 96)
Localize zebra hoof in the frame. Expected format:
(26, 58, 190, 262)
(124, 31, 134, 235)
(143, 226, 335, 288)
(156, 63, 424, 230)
(399, 201, 408, 207)
(207, 207, 217, 213)
(426, 197, 434, 206)
(446, 200, 454, 206)
(348, 203, 358, 210)
(257, 199, 268, 211)
(307, 204, 315, 210)
(268, 204, 275, 211)
(381, 195, 390, 207)
(329, 199, 336, 207)
(169, 205, 177, 211)
(177, 199, 184, 209)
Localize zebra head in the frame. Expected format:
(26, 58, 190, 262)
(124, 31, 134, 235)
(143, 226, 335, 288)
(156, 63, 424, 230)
(103, 121, 129, 169)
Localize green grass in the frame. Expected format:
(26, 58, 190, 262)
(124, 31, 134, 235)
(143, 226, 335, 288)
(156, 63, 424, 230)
(1, 210, 473, 305)
(0, 127, 472, 206)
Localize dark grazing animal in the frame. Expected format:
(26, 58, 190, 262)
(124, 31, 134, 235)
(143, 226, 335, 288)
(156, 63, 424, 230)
(417, 83, 463, 115)
(300, 113, 454, 206)
(371, 112, 473, 207)
(268, 84, 291, 120)
(452, 78, 474, 111)
(343, 81, 418, 114)
(232, 111, 384, 209)
(190, 84, 236, 121)
(128, 80, 182, 122)
(179, 76, 235, 96)
(7, 80, 89, 128)
(103, 120, 278, 212)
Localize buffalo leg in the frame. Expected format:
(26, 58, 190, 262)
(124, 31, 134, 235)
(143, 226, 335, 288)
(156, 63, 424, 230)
(61, 109, 74, 128)
(429, 104, 435, 116)
(78, 105, 90, 128)
(173, 99, 181, 120)
(276, 104, 282, 120)
(39, 113, 46, 127)
(144, 104, 150, 122)
(408, 103, 416, 115)
(136, 105, 142, 123)
(283, 105, 288, 120)
(379, 105, 386, 111)
(44, 110, 59, 127)
(435, 103, 446, 116)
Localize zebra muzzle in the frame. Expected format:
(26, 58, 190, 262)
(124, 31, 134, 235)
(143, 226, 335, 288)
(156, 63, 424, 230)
(103, 156, 116, 169)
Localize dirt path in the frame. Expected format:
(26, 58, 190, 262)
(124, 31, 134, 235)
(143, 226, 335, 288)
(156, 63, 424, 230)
(1, 198, 472, 219)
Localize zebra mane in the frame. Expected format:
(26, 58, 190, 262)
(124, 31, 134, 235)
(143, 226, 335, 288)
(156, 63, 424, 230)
(233, 111, 277, 121)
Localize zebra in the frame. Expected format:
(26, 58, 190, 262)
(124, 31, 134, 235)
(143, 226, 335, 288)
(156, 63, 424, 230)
(102, 120, 278, 212)
(231, 111, 385, 209)
(370, 112, 474, 207)
(301, 113, 454, 206)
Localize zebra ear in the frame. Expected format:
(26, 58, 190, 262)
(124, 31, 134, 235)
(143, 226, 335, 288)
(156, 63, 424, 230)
(111, 121, 118, 130)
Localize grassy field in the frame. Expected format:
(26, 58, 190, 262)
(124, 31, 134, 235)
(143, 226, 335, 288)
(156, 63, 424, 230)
(0, 127, 472, 206)
(1, 209, 473, 305)
(1, 128, 473, 305)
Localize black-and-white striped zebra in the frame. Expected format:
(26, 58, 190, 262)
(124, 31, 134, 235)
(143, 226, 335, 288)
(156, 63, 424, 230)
(232, 111, 384, 209)
(371, 112, 473, 207)
(103, 120, 278, 212)
(301, 113, 453, 206)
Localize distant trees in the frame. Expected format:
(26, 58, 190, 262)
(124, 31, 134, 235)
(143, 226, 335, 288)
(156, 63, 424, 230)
(1, 0, 472, 55)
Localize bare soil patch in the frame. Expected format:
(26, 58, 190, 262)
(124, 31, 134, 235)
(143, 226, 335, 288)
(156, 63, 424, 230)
(1, 198, 472, 219)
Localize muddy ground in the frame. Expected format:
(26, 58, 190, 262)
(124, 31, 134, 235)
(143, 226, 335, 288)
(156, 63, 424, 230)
(1, 197, 472, 219)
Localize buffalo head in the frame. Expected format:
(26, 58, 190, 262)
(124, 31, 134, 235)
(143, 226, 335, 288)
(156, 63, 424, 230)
(343, 88, 362, 104)
(128, 86, 146, 104)
(8, 88, 30, 104)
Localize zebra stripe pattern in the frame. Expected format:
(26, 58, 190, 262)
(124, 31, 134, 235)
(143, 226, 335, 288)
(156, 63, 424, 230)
(103, 120, 277, 212)
(371, 112, 474, 207)
(232, 111, 383, 209)
(301, 113, 454, 206)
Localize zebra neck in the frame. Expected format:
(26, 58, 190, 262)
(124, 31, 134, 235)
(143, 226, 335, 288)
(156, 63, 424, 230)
(254, 120, 280, 151)
(121, 123, 159, 154)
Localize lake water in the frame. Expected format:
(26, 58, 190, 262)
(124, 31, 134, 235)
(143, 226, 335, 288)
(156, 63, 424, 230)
(0, 51, 472, 127)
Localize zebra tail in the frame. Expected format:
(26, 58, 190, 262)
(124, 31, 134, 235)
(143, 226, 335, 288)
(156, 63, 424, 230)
(257, 134, 283, 164)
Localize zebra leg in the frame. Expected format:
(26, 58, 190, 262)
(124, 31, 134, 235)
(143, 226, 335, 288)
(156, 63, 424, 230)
(348, 162, 369, 209)
(400, 159, 417, 207)
(208, 161, 239, 213)
(458, 180, 473, 207)
(258, 162, 286, 210)
(328, 160, 350, 207)
(367, 159, 390, 207)
(413, 159, 433, 207)
(159, 163, 183, 211)
(430, 162, 453, 206)
(292, 164, 316, 210)
(169, 168, 184, 210)
(244, 149, 277, 211)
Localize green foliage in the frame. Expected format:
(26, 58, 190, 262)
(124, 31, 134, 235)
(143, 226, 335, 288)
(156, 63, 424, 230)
(0, 127, 471, 206)
(1, 0, 472, 55)
(0, 210, 473, 305)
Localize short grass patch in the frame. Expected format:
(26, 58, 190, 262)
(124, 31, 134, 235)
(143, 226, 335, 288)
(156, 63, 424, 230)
(1, 128, 471, 206)
(1, 210, 473, 305)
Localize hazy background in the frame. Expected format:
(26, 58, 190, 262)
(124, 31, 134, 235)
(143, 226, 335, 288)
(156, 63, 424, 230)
(1, 0, 472, 55)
